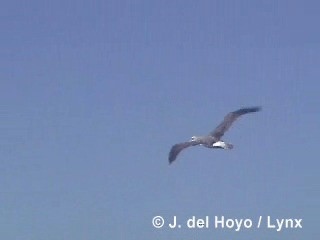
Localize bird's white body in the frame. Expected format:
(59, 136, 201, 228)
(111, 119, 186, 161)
(212, 141, 227, 148)
(212, 141, 233, 149)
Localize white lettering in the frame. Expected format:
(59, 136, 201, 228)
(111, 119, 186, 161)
(215, 216, 225, 228)
(268, 216, 303, 231)
(214, 216, 252, 231)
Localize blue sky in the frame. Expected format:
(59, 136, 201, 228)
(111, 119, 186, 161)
(1, 0, 319, 239)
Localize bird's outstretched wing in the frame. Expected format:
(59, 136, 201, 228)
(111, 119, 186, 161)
(169, 141, 199, 164)
(209, 107, 261, 140)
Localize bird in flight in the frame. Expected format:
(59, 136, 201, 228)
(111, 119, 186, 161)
(168, 107, 261, 164)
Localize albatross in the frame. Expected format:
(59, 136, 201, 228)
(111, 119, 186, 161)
(168, 106, 261, 164)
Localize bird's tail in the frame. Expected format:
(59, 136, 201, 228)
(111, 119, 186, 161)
(225, 143, 233, 149)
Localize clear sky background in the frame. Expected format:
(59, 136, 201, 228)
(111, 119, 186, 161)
(1, 0, 319, 239)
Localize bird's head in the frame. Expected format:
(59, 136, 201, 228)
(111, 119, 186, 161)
(190, 136, 199, 142)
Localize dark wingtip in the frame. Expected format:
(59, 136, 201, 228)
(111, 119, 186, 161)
(168, 156, 175, 165)
(250, 106, 262, 112)
(168, 145, 179, 165)
(234, 106, 262, 115)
